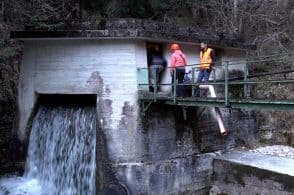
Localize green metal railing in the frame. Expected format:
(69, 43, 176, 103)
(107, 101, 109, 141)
(137, 53, 294, 111)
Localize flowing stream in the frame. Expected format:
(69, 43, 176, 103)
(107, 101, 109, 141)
(0, 105, 97, 195)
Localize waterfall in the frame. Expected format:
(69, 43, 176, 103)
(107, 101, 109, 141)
(0, 105, 97, 195)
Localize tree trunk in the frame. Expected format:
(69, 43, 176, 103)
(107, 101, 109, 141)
(233, 0, 238, 33)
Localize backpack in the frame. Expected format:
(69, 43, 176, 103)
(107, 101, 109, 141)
(183, 73, 191, 84)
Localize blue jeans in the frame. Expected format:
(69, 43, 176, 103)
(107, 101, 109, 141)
(149, 65, 164, 92)
(195, 69, 211, 96)
(197, 69, 211, 83)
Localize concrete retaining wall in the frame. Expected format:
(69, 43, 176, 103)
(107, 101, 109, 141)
(211, 151, 294, 195)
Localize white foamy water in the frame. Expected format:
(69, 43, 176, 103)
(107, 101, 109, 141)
(0, 106, 97, 195)
(0, 177, 42, 195)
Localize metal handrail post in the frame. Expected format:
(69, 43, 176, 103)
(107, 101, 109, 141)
(154, 67, 157, 102)
(243, 62, 248, 98)
(192, 67, 195, 96)
(213, 68, 216, 83)
(173, 69, 177, 103)
(224, 61, 229, 106)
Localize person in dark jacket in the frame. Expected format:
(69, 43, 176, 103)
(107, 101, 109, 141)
(148, 45, 167, 92)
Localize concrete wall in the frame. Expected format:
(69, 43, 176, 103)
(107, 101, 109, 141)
(18, 42, 37, 140)
(211, 151, 294, 195)
(109, 104, 258, 194)
(18, 38, 148, 193)
(115, 153, 215, 195)
(18, 39, 144, 141)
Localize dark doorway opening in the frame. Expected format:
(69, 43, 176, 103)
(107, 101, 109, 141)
(38, 94, 97, 107)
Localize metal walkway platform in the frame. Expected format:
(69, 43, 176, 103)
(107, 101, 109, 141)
(137, 53, 294, 113)
(139, 91, 294, 111)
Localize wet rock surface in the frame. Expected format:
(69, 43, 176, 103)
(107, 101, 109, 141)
(106, 102, 259, 194)
(0, 122, 26, 176)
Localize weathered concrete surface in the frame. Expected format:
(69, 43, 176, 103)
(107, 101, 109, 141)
(211, 151, 294, 195)
(113, 153, 216, 195)
(198, 108, 258, 152)
(141, 104, 258, 159)
(98, 103, 258, 194)
(18, 42, 37, 141)
(17, 39, 143, 142)
(11, 18, 255, 50)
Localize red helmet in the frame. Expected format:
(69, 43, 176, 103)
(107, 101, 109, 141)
(170, 43, 180, 51)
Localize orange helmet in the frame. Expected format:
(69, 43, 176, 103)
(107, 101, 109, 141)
(170, 43, 180, 51)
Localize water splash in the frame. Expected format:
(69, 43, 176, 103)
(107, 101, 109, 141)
(0, 177, 42, 195)
(0, 105, 97, 195)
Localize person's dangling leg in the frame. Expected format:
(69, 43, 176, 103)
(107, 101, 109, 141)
(203, 69, 211, 83)
(197, 69, 205, 82)
(171, 71, 175, 95)
(195, 70, 204, 97)
(149, 66, 156, 92)
(203, 69, 211, 96)
(176, 68, 185, 97)
(156, 65, 164, 92)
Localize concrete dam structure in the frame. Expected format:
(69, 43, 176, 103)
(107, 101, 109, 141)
(1, 19, 292, 194)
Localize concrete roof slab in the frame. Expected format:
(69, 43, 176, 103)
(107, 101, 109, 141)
(215, 150, 294, 176)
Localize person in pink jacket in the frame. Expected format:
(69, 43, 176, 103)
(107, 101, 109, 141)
(169, 43, 188, 97)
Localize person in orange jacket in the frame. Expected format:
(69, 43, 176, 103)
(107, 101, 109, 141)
(195, 42, 216, 96)
(169, 43, 188, 97)
(198, 42, 216, 79)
